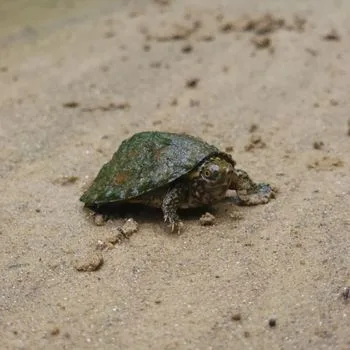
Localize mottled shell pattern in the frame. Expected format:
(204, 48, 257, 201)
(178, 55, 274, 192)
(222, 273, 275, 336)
(80, 131, 235, 207)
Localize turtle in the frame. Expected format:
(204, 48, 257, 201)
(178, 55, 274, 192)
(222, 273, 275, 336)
(80, 131, 273, 231)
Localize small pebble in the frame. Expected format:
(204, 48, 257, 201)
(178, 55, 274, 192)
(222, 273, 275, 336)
(249, 123, 258, 133)
(313, 141, 324, 150)
(105, 232, 119, 245)
(322, 28, 341, 41)
(63, 101, 79, 108)
(119, 218, 139, 237)
(104, 218, 139, 244)
(74, 251, 103, 272)
(95, 239, 112, 251)
(181, 43, 193, 53)
(50, 327, 60, 336)
(312, 141, 324, 150)
(199, 212, 216, 226)
(342, 286, 350, 301)
(251, 36, 271, 49)
(268, 318, 277, 327)
(94, 214, 106, 226)
(231, 313, 242, 321)
(253, 14, 284, 34)
(186, 78, 199, 88)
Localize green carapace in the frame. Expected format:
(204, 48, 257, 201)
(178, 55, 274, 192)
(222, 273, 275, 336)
(80, 131, 273, 231)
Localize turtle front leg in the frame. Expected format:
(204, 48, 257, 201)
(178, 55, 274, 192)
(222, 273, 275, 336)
(161, 183, 187, 233)
(230, 168, 274, 206)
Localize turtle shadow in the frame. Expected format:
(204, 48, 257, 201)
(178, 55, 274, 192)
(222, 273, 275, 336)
(86, 202, 217, 224)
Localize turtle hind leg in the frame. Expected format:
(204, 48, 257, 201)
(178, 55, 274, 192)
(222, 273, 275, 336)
(230, 168, 275, 206)
(161, 183, 187, 233)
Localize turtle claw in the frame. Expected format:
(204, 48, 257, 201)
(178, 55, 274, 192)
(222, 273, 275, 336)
(164, 215, 183, 234)
(174, 221, 184, 234)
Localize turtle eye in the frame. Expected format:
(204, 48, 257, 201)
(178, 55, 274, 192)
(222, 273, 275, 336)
(202, 165, 220, 180)
(203, 169, 211, 178)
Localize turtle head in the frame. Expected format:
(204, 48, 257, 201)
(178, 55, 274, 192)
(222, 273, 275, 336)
(188, 156, 234, 205)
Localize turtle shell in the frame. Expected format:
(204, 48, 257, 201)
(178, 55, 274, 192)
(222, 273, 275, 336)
(80, 131, 235, 207)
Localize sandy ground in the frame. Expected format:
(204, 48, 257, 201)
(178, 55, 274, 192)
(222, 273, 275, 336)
(1, 0, 350, 349)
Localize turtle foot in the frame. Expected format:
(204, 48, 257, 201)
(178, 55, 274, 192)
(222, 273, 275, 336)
(236, 183, 275, 206)
(164, 215, 184, 234)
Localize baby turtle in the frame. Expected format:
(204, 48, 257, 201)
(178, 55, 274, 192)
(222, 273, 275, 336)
(80, 131, 273, 231)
